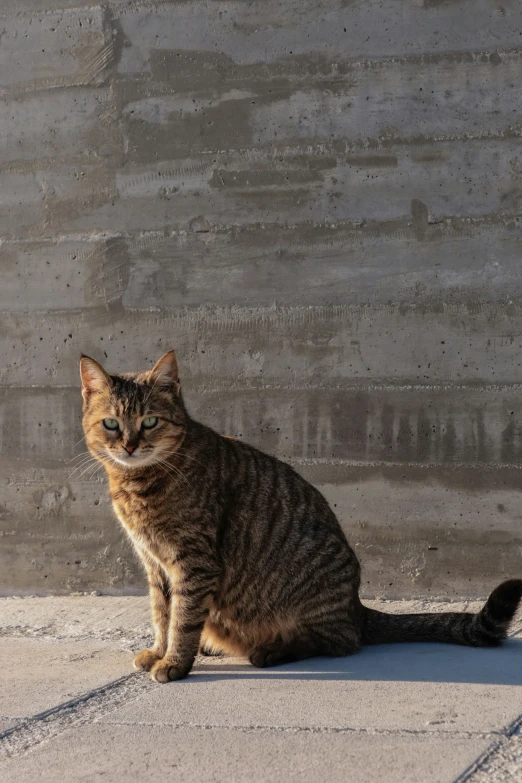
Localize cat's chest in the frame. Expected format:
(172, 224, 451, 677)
(111, 495, 169, 560)
(113, 499, 143, 534)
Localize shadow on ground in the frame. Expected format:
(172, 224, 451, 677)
(192, 639, 522, 685)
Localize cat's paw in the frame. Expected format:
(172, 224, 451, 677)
(133, 648, 162, 672)
(249, 646, 276, 668)
(249, 641, 289, 668)
(150, 658, 192, 683)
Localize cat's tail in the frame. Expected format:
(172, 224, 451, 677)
(361, 579, 522, 647)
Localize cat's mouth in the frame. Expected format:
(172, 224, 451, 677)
(107, 450, 156, 469)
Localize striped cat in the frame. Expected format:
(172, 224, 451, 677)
(80, 350, 522, 682)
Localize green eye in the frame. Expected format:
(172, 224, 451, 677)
(142, 416, 158, 429)
(103, 418, 119, 431)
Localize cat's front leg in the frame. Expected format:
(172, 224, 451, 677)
(133, 550, 171, 672)
(150, 563, 218, 683)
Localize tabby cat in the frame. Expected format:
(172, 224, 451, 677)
(80, 350, 522, 683)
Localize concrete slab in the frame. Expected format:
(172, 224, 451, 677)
(103, 641, 522, 735)
(0, 723, 490, 783)
(0, 639, 131, 719)
(0, 596, 150, 645)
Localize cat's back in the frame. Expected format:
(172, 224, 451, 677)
(215, 430, 348, 544)
(219, 432, 322, 500)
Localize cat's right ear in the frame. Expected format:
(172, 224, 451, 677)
(80, 355, 112, 403)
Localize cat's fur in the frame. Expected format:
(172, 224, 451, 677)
(80, 350, 522, 682)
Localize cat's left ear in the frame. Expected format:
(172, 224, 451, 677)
(148, 350, 180, 394)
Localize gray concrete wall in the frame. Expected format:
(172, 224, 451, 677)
(1, 0, 521, 598)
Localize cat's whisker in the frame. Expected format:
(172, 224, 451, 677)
(66, 450, 106, 479)
(86, 461, 105, 480)
(65, 453, 97, 471)
(171, 450, 206, 470)
(157, 463, 191, 490)
(154, 457, 192, 488)
(74, 459, 106, 482)
(71, 434, 86, 449)
(153, 457, 183, 480)
(65, 458, 98, 483)
(155, 462, 175, 483)
(67, 454, 93, 467)
(82, 464, 98, 481)
(66, 450, 92, 464)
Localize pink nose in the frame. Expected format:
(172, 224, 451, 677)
(123, 444, 136, 454)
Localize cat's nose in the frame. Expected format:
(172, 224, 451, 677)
(123, 443, 137, 454)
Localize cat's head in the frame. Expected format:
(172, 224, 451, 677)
(80, 350, 186, 470)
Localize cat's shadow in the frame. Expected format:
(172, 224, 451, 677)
(192, 638, 522, 685)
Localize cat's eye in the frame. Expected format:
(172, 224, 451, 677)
(142, 416, 158, 429)
(103, 418, 120, 431)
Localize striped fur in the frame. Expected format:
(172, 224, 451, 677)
(80, 351, 522, 682)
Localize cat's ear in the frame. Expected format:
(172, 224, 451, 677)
(148, 350, 180, 393)
(80, 355, 112, 401)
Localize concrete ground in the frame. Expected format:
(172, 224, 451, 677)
(0, 597, 521, 782)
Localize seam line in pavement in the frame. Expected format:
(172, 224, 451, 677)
(99, 719, 505, 740)
(0, 673, 155, 762)
(454, 710, 522, 782)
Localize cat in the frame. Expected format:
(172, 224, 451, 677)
(80, 350, 522, 683)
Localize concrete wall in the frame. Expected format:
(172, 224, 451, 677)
(2, 0, 522, 598)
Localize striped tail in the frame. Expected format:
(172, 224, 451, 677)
(361, 579, 522, 647)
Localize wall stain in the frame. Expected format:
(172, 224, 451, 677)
(411, 198, 429, 240)
(84, 237, 130, 307)
(209, 169, 322, 189)
(37, 485, 70, 518)
(345, 154, 398, 168)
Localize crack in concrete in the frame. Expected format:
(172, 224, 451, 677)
(0, 674, 155, 762)
(454, 712, 522, 782)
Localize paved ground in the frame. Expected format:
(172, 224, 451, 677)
(0, 596, 521, 782)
